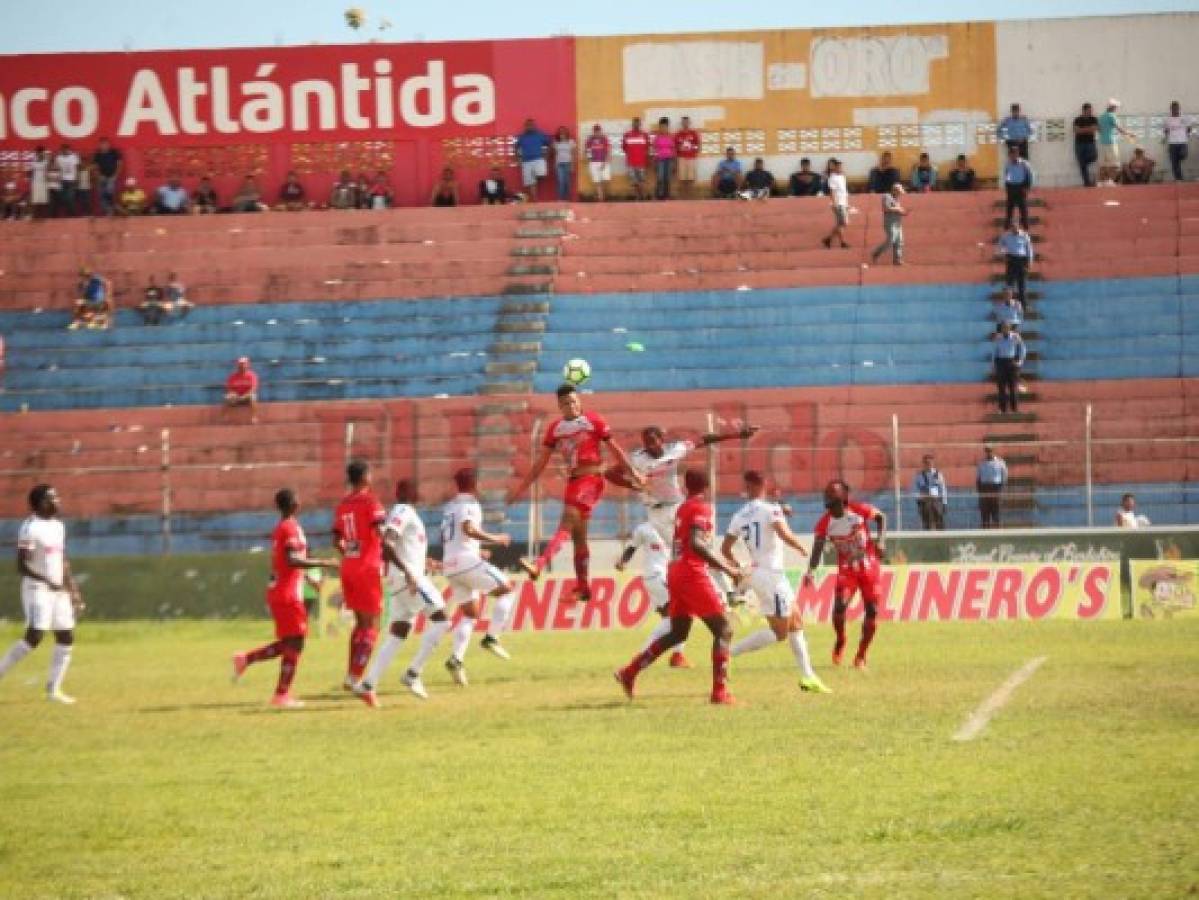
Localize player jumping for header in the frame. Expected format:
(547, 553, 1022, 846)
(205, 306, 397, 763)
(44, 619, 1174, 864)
(802, 479, 887, 670)
(508, 384, 644, 603)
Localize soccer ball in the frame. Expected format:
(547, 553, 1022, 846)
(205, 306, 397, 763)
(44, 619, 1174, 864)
(562, 358, 591, 386)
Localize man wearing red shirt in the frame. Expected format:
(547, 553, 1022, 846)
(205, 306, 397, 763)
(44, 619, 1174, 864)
(802, 479, 887, 670)
(674, 116, 701, 199)
(616, 469, 745, 704)
(509, 383, 643, 603)
(232, 489, 337, 708)
(332, 459, 400, 689)
(223, 356, 258, 423)
(621, 117, 650, 202)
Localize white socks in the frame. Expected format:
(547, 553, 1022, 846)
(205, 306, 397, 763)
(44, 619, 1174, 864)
(363, 633, 406, 688)
(0, 639, 33, 678)
(486, 592, 516, 639)
(788, 630, 816, 679)
(450, 617, 475, 662)
(409, 619, 450, 675)
(731, 628, 777, 657)
(48, 645, 73, 694)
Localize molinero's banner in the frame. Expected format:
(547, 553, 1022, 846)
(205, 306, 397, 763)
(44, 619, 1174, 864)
(0, 37, 575, 148)
(1128, 560, 1199, 620)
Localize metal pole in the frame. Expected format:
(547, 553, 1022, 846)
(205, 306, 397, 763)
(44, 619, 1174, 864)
(891, 414, 902, 531)
(706, 412, 718, 513)
(160, 428, 172, 554)
(1085, 403, 1094, 527)
(344, 420, 355, 466)
(528, 419, 542, 556)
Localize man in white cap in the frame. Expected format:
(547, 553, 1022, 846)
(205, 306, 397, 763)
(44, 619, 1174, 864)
(1098, 99, 1137, 187)
(870, 183, 908, 265)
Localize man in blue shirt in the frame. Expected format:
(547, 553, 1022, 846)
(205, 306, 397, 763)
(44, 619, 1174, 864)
(913, 453, 948, 530)
(711, 148, 743, 198)
(992, 321, 1027, 414)
(993, 289, 1024, 330)
(1003, 146, 1034, 230)
(998, 103, 1032, 159)
(997, 221, 1035, 304)
(975, 445, 1008, 529)
(514, 118, 550, 202)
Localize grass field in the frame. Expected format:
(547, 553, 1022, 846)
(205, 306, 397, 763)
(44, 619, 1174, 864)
(0, 619, 1196, 898)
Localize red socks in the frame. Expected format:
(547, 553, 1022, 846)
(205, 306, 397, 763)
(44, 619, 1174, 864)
(245, 641, 282, 665)
(348, 627, 378, 680)
(573, 550, 590, 591)
(275, 646, 300, 696)
(629, 636, 672, 673)
(711, 640, 731, 694)
(536, 529, 569, 569)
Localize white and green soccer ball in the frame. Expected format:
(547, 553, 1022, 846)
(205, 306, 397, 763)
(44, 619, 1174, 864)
(562, 358, 591, 386)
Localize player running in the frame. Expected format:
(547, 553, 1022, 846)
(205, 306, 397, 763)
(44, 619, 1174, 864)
(615, 469, 745, 705)
(508, 383, 644, 602)
(614, 519, 690, 669)
(0, 485, 84, 704)
(352, 479, 453, 707)
(721, 471, 829, 694)
(441, 468, 519, 686)
(232, 489, 338, 708)
(802, 479, 887, 670)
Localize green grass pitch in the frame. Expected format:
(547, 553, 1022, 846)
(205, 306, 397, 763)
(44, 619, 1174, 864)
(0, 619, 1195, 898)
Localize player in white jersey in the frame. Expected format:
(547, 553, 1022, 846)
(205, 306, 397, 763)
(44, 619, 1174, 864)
(615, 520, 690, 668)
(720, 471, 830, 694)
(353, 479, 452, 707)
(440, 468, 519, 686)
(0, 485, 84, 703)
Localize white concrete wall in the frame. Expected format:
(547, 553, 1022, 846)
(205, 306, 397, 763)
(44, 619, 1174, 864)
(996, 13, 1199, 186)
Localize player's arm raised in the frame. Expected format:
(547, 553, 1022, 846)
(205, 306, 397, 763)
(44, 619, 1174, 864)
(507, 445, 553, 503)
(462, 520, 512, 548)
(700, 423, 760, 446)
(771, 519, 809, 557)
(693, 526, 742, 580)
(603, 436, 646, 491)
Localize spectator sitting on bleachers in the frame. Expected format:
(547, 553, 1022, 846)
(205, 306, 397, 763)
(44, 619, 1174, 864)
(329, 170, 358, 210)
(366, 171, 394, 209)
(354, 173, 371, 208)
(993, 288, 1024, 331)
(1121, 148, 1156, 184)
(117, 177, 147, 215)
(711, 147, 743, 198)
(232, 176, 266, 213)
(276, 171, 307, 211)
(948, 154, 976, 191)
(739, 158, 775, 200)
(139, 276, 168, 325)
(479, 166, 509, 204)
(191, 176, 219, 214)
(166, 272, 193, 319)
(430, 167, 459, 207)
(69, 268, 113, 330)
(867, 152, 901, 193)
(155, 176, 189, 214)
(788, 158, 824, 196)
(224, 356, 259, 423)
(1, 181, 27, 220)
(1115, 492, 1149, 527)
(910, 152, 938, 192)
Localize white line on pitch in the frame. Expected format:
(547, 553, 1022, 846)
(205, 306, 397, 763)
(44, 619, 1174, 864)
(952, 656, 1048, 742)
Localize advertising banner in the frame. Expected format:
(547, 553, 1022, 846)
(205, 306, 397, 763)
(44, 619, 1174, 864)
(1128, 559, 1199, 620)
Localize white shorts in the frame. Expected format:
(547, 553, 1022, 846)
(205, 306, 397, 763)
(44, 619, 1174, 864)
(444, 557, 510, 604)
(521, 158, 548, 186)
(643, 573, 669, 611)
(384, 572, 446, 624)
(645, 503, 680, 544)
(745, 568, 793, 619)
(22, 582, 75, 631)
(1099, 143, 1121, 167)
(588, 161, 611, 184)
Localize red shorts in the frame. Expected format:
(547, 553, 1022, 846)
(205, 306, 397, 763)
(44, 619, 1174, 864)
(564, 473, 605, 519)
(340, 567, 383, 615)
(836, 558, 882, 604)
(268, 599, 308, 639)
(667, 569, 724, 619)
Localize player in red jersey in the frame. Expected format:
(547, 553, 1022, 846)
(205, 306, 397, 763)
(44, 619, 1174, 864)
(802, 479, 887, 670)
(615, 469, 745, 705)
(332, 459, 401, 689)
(508, 383, 644, 603)
(232, 489, 338, 708)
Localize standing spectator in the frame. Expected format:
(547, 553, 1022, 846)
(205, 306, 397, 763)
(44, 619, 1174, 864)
(650, 118, 675, 201)
(139, 276, 168, 325)
(870, 184, 908, 266)
(993, 288, 1024, 331)
(232, 176, 266, 213)
(430, 167, 459, 207)
(155, 176, 189, 214)
(28, 146, 50, 219)
(1003, 146, 1034, 229)
(584, 124, 611, 202)
(711, 147, 743, 198)
(992, 322, 1027, 414)
(54, 144, 80, 217)
(998, 103, 1032, 159)
(1115, 493, 1149, 527)
(354, 173, 372, 208)
(673, 116, 701, 199)
(365, 171, 393, 209)
(91, 138, 123, 215)
(46, 157, 64, 218)
(276, 171, 307, 211)
(1, 181, 27, 220)
(910, 152, 938, 192)
(328, 170, 358, 210)
(1164, 101, 1191, 182)
(621, 117, 650, 201)
(788, 158, 824, 197)
(739, 158, 774, 200)
(948, 154, 976, 191)
(69, 269, 114, 330)
(224, 356, 259, 423)
(1122, 148, 1156, 184)
(166, 272, 193, 319)
(478, 166, 508, 205)
(821, 159, 850, 249)
(997, 221, 1034, 305)
(1073, 102, 1100, 187)
(1098, 99, 1136, 187)
(552, 126, 576, 202)
(976, 446, 1007, 529)
(514, 118, 550, 203)
(76, 156, 93, 216)
(867, 152, 901, 193)
(117, 177, 147, 215)
(913, 454, 948, 530)
(192, 175, 219, 214)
